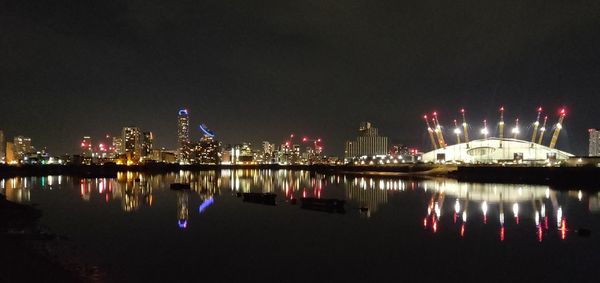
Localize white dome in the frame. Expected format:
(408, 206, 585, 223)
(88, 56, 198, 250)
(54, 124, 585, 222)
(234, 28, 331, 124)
(422, 138, 573, 164)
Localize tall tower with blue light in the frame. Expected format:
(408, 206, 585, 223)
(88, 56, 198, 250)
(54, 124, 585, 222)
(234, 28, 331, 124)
(177, 109, 191, 162)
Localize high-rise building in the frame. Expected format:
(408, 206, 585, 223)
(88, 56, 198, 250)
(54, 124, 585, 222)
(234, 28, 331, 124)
(177, 109, 191, 162)
(590, 129, 600, 157)
(122, 127, 141, 162)
(344, 122, 389, 159)
(5, 142, 16, 164)
(13, 136, 32, 161)
(0, 130, 5, 162)
(112, 137, 124, 155)
(141, 131, 154, 159)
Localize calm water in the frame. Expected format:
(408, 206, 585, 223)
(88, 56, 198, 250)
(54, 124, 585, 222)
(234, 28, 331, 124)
(2, 170, 600, 282)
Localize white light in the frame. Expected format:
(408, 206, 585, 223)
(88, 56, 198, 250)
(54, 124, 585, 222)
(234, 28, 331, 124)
(540, 127, 546, 132)
(556, 123, 562, 129)
(512, 127, 520, 134)
(481, 128, 489, 135)
(454, 128, 461, 135)
(482, 201, 488, 215)
(512, 203, 519, 217)
(454, 199, 461, 213)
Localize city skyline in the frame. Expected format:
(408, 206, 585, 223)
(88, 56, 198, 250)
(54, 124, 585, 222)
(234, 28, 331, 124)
(1, 1, 599, 156)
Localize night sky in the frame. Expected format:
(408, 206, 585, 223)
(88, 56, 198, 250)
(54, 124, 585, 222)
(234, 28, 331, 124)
(1, 1, 600, 155)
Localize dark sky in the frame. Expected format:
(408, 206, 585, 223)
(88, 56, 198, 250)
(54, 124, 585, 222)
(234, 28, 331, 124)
(1, 0, 600, 155)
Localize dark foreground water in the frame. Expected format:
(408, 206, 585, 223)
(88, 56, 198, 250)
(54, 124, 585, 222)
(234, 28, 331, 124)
(2, 170, 600, 282)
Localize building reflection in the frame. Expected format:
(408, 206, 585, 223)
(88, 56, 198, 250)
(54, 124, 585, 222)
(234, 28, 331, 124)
(1, 170, 598, 242)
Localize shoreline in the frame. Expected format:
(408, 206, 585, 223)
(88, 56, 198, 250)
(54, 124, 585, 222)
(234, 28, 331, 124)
(0, 196, 102, 282)
(1, 163, 599, 189)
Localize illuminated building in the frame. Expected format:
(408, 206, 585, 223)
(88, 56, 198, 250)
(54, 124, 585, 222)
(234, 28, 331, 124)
(177, 109, 191, 162)
(112, 137, 124, 155)
(13, 136, 32, 161)
(141, 131, 154, 159)
(190, 137, 220, 164)
(344, 122, 389, 159)
(422, 138, 573, 164)
(122, 127, 141, 162)
(5, 142, 15, 164)
(0, 130, 4, 162)
(231, 143, 254, 164)
(589, 129, 600, 157)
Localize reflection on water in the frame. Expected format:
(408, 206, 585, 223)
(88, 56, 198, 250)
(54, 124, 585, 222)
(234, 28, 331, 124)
(1, 170, 598, 243)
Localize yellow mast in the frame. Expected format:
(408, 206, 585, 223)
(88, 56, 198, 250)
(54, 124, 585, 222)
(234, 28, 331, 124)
(549, 109, 567, 149)
(498, 106, 505, 139)
(453, 119, 461, 144)
(432, 112, 446, 148)
(424, 115, 438, 150)
(512, 118, 520, 139)
(461, 108, 469, 143)
(537, 116, 548, 144)
(531, 107, 542, 143)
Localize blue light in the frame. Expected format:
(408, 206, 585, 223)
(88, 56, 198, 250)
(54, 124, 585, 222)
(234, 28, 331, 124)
(199, 124, 215, 138)
(198, 197, 214, 214)
(178, 109, 189, 116)
(178, 219, 188, 229)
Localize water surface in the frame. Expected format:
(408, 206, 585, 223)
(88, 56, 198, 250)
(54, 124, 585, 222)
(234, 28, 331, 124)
(2, 170, 599, 282)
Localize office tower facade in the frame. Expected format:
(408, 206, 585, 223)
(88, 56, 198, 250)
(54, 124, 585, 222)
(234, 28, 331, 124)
(141, 131, 154, 159)
(178, 109, 191, 162)
(112, 137, 124, 155)
(13, 136, 32, 161)
(344, 122, 389, 159)
(590, 129, 600, 157)
(122, 127, 141, 161)
(178, 109, 190, 147)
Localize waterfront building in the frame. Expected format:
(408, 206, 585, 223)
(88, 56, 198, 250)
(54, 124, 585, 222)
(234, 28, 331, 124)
(112, 137, 124, 155)
(122, 127, 141, 163)
(422, 138, 573, 164)
(5, 142, 15, 164)
(177, 109, 191, 162)
(13, 136, 32, 161)
(589, 129, 600, 157)
(141, 131, 154, 159)
(191, 137, 220, 164)
(344, 122, 389, 160)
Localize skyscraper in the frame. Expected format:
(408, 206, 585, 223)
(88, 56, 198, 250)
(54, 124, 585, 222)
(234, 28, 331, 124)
(344, 122, 389, 159)
(589, 129, 600, 157)
(122, 127, 141, 162)
(178, 109, 191, 162)
(141, 131, 154, 159)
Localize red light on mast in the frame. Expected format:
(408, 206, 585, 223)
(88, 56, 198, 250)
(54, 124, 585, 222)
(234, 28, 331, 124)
(537, 107, 543, 112)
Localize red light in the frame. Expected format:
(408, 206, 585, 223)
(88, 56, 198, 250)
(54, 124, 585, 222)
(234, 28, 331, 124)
(433, 112, 437, 116)
(560, 108, 566, 115)
(561, 219, 567, 240)
(538, 107, 543, 112)
(423, 218, 428, 228)
(302, 137, 307, 142)
(500, 226, 505, 242)
(81, 142, 85, 147)
(423, 115, 428, 120)
(460, 108, 465, 113)
(460, 224, 465, 237)
(290, 134, 295, 138)
(317, 138, 321, 142)
(500, 106, 504, 111)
